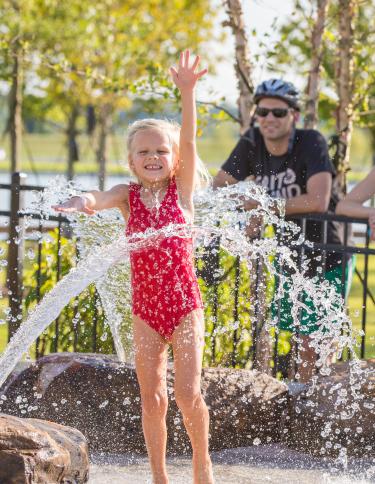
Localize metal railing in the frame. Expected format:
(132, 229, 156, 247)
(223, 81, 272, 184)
(1, 173, 374, 375)
(0, 173, 108, 355)
(285, 212, 374, 361)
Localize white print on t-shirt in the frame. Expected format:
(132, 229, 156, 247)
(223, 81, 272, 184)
(255, 167, 302, 199)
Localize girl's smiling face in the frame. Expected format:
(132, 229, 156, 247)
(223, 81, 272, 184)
(129, 128, 177, 185)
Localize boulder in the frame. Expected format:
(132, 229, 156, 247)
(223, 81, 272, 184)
(0, 353, 288, 454)
(0, 413, 89, 483)
(285, 359, 375, 458)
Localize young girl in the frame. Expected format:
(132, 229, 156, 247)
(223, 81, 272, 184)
(53, 51, 213, 484)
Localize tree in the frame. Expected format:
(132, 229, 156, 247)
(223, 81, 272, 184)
(223, 0, 254, 132)
(304, 0, 330, 130)
(266, 0, 375, 192)
(0, 0, 216, 185)
(0, 0, 32, 172)
(0, 0, 83, 174)
(334, 0, 358, 193)
(77, 0, 216, 189)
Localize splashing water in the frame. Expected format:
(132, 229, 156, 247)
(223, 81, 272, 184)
(0, 220, 196, 388)
(0, 177, 369, 460)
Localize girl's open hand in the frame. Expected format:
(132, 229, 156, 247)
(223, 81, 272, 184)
(170, 50, 207, 92)
(52, 196, 96, 215)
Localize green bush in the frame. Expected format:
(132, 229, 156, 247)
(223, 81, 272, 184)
(23, 229, 115, 356)
(197, 245, 292, 370)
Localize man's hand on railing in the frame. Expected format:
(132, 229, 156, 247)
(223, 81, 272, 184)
(245, 214, 263, 239)
(241, 198, 260, 211)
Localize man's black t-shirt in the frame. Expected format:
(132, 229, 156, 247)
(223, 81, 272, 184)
(221, 127, 345, 273)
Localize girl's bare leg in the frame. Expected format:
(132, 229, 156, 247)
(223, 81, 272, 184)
(133, 316, 169, 484)
(171, 309, 214, 484)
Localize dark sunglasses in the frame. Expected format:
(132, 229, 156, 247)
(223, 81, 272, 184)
(255, 107, 293, 118)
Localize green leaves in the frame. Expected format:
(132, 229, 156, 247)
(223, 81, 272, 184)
(23, 229, 114, 355)
(0, 0, 217, 133)
(264, 0, 375, 170)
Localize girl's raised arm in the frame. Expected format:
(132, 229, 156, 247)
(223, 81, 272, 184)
(170, 50, 207, 200)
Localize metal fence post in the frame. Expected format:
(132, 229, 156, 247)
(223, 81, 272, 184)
(7, 171, 26, 341)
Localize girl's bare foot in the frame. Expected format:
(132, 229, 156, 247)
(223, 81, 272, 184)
(152, 471, 169, 484)
(192, 455, 214, 484)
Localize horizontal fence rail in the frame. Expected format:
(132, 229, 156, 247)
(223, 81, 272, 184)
(0, 173, 374, 379)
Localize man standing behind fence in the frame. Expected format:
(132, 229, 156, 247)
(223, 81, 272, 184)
(213, 79, 352, 383)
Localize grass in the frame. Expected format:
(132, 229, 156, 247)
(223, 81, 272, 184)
(0, 123, 238, 176)
(0, 124, 372, 180)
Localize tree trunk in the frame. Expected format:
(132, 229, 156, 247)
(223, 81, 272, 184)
(7, 172, 26, 340)
(224, 0, 254, 132)
(304, 0, 330, 129)
(96, 104, 112, 191)
(251, 264, 272, 375)
(370, 125, 375, 167)
(66, 106, 80, 181)
(8, 41, 23, 173)
(334, 0, 358, 195)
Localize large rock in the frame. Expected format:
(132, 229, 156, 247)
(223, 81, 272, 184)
(285, 359, 375, 458)
(0, 353, 288, 454)
(0, 413, 89, 483)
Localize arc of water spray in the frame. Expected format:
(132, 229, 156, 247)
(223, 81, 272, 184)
(0, 237, 129, 389)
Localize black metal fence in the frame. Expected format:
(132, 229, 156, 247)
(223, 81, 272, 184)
(0, 172, 110, 357)
(285, 212, 375, 360)
(1, 172, 374, 376)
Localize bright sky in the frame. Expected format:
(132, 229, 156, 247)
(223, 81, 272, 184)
(200, 0, 297, 105)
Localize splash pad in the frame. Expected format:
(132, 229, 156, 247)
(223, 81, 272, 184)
(0, 178, 374, 482)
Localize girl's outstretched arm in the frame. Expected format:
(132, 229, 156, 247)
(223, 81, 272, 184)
(52, 184, 129, 215)
(170, 50, 207, 200)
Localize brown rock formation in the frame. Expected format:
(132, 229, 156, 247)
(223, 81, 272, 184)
(0, 413, 89, 483)
(0, 353, 288, 455)
(285, 360, 375, 457)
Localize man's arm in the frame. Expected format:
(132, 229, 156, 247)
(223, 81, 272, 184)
(213, 128, 254, 189)
(212, 169, 239, 189)
(336, 167, 375, 218)
(234, 172, 332, 214)
(214, 170, 332, 217)
(284, 130, 333, 215)
(284, 172, 332, 215)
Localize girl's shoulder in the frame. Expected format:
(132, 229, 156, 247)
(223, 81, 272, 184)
(107, 183, 131, 219)
(109, 183, 130, 197)
(105, 183, 131, 209)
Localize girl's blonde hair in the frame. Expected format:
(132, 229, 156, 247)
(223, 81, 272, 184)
(127, 118, 211, 190)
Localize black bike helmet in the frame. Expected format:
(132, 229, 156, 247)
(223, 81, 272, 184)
(254, 79, 300, 110)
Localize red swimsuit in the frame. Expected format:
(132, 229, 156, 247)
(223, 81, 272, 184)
(125, 178, 203, 339)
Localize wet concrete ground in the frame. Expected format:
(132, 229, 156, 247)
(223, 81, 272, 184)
(89, 444, 375, 483)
